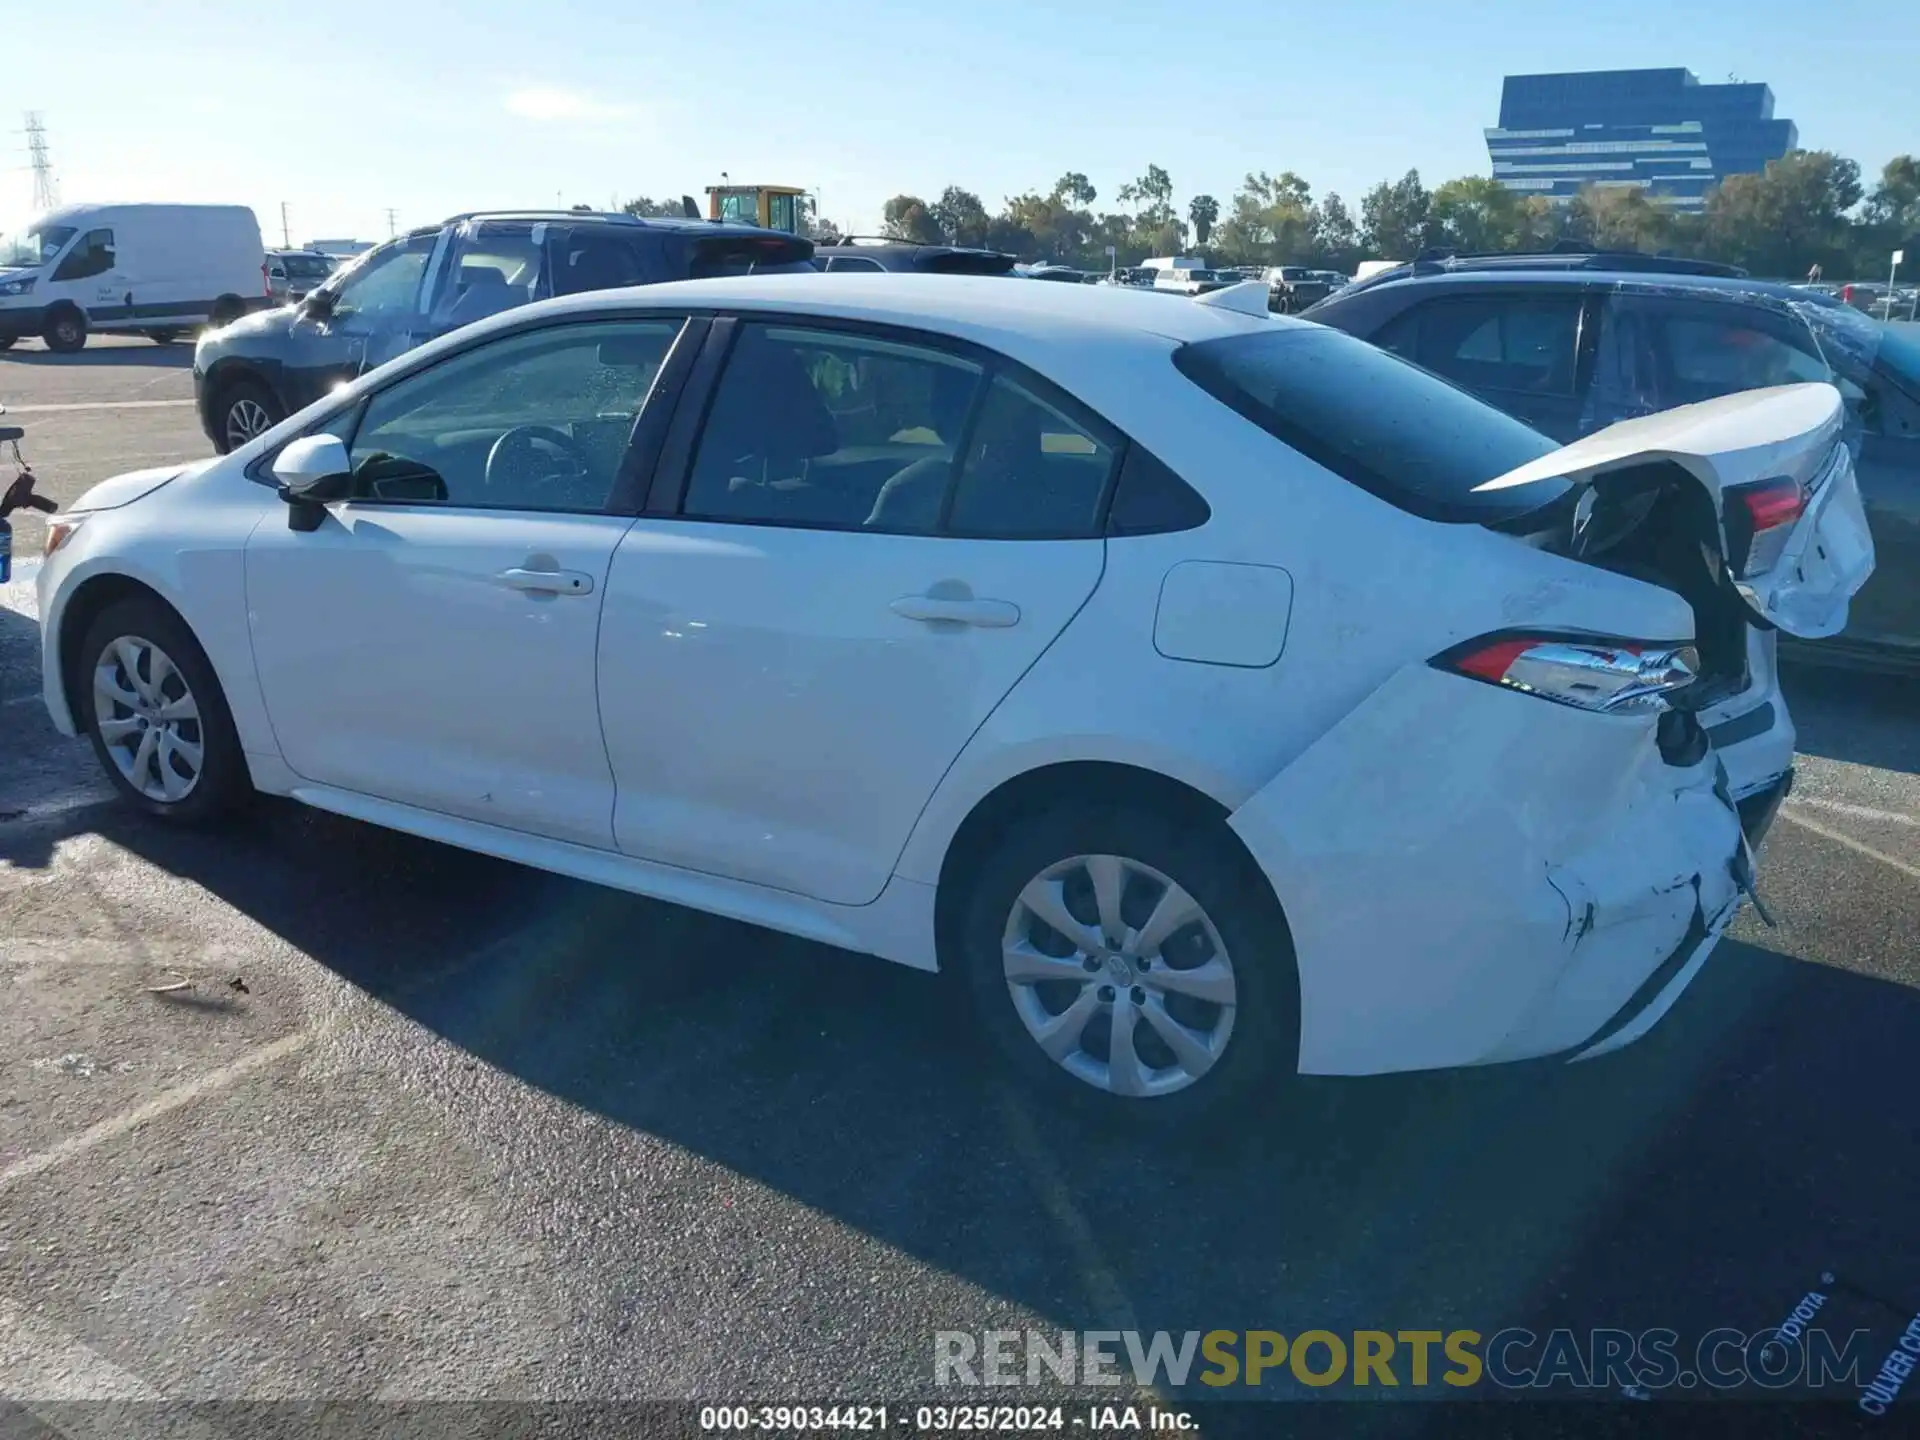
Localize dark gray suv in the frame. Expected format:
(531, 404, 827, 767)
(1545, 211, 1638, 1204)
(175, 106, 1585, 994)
(195, 210, 815, 454)
(1307, 258, 1920, 672)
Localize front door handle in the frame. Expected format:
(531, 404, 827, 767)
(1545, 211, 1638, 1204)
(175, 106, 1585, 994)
(890, 594, 1020, 627)
(497, 566, 594, 596)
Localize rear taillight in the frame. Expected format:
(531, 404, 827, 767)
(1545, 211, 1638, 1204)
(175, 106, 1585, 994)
(262, 262, 271, 298)
(1436, 633, 1699, 714)
(1727, 476, 1804, 578)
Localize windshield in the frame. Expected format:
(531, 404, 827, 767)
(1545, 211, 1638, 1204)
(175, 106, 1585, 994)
(1175, 326, 1566, 523)
(0, 223, 76, 268)
(281, 254, 335, 280)
(310, 238, 394, 296)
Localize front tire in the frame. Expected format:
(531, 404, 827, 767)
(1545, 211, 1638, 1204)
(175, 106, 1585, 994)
(145, 328, 181, 345)
(211, 378, 284, 453)
(76, 597, 249, 824)
(956, 802, 1298, 1127)
(42, 306, 87, 353)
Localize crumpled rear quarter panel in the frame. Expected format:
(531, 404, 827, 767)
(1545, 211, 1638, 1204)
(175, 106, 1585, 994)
(1229, 663, 1744, 1075)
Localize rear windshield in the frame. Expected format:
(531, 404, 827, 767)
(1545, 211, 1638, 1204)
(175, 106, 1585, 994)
(689, 235, 815, 279)
(282, 254, 335, 279)
(1173, 326, 1569, 523)
(925, 251, 1016, 275)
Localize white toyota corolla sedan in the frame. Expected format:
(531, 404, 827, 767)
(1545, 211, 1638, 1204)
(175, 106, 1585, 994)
(33, 275, 1874, 1123)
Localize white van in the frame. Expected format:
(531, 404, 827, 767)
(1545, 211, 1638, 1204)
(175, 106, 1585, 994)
(0, 203, 267, 353)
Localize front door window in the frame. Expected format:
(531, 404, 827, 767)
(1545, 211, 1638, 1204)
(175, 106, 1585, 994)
(346, 318, 683, 511)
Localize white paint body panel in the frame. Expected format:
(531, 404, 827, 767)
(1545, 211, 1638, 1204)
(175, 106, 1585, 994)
(34, 275, 1828, 1082)
(598, 521, 1103, 904)
(246, 505, 633, 849)
(1152, 561, 1293, 667)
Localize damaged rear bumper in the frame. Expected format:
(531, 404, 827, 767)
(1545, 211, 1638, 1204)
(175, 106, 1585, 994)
(1227, 663, 1751, 1076)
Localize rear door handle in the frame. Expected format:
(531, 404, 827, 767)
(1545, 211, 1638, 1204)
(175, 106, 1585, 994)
(890, 595, 1021, 627)
(496, 566, 594, 596)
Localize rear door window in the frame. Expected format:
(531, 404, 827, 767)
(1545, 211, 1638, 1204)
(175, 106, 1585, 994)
(1634, 298, 1831, 409)
(1174, 325, 1566, 523)
(943, 374, 1121, 538)
(681, 322, 984, 531)
(1380, 294, 1584, 398)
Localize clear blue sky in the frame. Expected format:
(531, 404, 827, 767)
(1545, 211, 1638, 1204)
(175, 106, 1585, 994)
(3, 0, 1909, 245)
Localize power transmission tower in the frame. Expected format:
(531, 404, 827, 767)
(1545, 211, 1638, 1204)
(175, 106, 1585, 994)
(25, 112, 58, 212)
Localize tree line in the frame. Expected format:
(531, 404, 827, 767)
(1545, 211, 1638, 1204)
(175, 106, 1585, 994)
(769, 152, 1920, 280)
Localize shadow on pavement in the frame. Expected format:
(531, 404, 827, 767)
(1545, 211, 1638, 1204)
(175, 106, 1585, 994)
(8, 791, 1919, 1399)
(0, 343, 194, 370)
(1780, 662, 1920, 776)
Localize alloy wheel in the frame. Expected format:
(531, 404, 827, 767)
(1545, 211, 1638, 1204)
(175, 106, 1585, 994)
(92, 635, 204, 803)
(1001, 852, 1237, 1098)
(224, 397, 273, 450)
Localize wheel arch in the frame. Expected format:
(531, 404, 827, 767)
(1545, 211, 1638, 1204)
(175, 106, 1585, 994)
(931, 758, 1294, 979)
(199, 358, 276, 446)
(55, 573, 192, 727)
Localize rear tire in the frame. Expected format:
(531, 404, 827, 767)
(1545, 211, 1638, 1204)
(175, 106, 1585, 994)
(207, 295, 245, 330)
(0, 336, 17, 351)
(145, 328, 181, 345)
(954, 801, 1299, 1130)
(42, 306, 87, 353)
(211, 377, 283, 453)
(76, 596, 250, 825)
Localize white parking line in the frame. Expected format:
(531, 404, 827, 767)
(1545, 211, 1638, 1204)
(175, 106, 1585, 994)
(0, 1030, 312, 1192)
(0, 1296, 163, 1401)
(1786, 795, 1919, 829)
(4, 400, 195, 414)
(1780, 810, 1920, 882)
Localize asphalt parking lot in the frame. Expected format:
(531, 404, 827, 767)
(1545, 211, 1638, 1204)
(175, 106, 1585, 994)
(2, 337, 1919, 1425)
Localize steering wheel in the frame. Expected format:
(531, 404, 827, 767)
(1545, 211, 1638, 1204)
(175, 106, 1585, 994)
(483, 425, 595, 504)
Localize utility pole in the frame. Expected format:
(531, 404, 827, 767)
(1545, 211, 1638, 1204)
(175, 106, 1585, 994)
(383, 207, 398, 238)
(25, 112, 57, 212)
(280, 202, 291, 249)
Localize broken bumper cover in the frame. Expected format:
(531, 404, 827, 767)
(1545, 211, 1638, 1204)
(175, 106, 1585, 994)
(1736, 767, 1794, 848)
(1227, 663, 1750, 1076)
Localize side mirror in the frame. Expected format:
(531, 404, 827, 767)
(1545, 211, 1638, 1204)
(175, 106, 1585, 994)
(302, 290, 336, 320)
(271, 435, 352, 531)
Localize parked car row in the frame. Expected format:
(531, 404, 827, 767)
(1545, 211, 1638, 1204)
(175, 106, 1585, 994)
(1305, 255, 1920, 674)
(29, 267, 1874, 1123)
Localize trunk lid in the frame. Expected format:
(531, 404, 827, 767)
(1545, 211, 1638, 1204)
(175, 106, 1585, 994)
(1476, 383, 1874, 639)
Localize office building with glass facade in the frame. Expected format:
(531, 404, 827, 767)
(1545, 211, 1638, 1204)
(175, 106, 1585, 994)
(1486, 69, 1797, 209)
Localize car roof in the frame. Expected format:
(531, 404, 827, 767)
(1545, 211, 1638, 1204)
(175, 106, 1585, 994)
(1339, 267, 1827, 307)
(369, 273, 1284, 403)
(611, 272, 1273, 339)
(434, 210, 796, 242)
